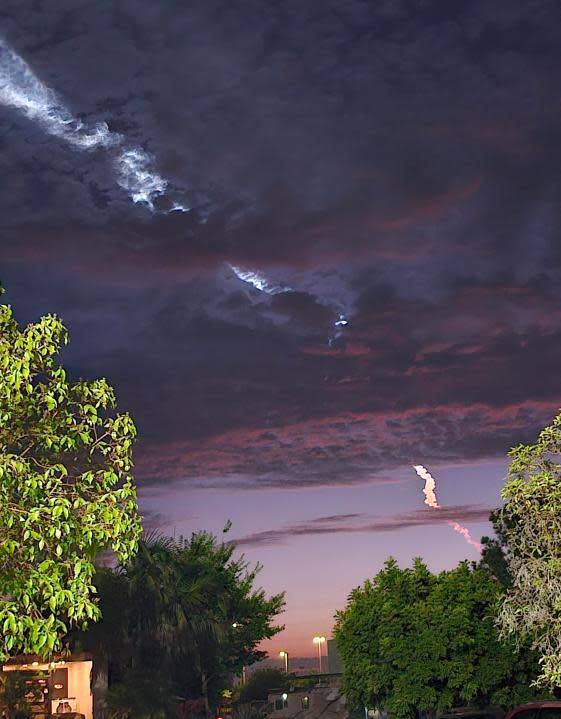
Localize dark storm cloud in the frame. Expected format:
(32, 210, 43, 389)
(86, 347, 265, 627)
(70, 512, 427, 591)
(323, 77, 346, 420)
(233, 505, 493, 548)
(2, 0, 561, 493)
(136, 399, 555, 489)
(2, 0, 560, 256)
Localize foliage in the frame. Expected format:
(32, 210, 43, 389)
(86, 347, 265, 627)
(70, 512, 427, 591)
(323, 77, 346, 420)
(496, 411, 561, 688)
(104, 670, 177, 719)
(479, 532, 511, 590)
(237, 669, 289, 703)
(0, 672, 32, 719)
(334, 557, 542, 719)
(232, 702, 268, 719)
(0, 289, 141, 659)
(75, 531, 285, 718)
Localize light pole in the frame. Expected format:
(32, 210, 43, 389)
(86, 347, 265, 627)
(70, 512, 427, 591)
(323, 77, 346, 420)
(279, 651, 289, 673)
(312, 636, 326, 673)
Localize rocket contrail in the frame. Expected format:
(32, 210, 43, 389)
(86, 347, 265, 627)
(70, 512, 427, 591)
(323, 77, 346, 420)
(448, 521, 483, 551)
(0, 39, 118, 149)
(412, 464, 482, 552)
(412, 464, 440, 508)
(228, 263, 352, 344)
(228, 265, 292, 295)
(0, 37, 188, 213)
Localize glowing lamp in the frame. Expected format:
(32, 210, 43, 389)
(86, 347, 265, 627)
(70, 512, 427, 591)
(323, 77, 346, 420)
(312, 636, 326, 673)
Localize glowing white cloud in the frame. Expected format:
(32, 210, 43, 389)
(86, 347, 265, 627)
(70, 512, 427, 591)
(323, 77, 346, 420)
(229, 265, 291, 295)
(116, 148, 168, 210)
(0, 38, 119, 149)
(0, 36, 189, 213)
(412, 464, 482, 552)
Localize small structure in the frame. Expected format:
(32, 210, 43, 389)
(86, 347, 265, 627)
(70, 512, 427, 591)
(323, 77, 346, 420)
(326, 641, 343, 675)
(2, 653, 93, 719)
(268, 675, 348, 719)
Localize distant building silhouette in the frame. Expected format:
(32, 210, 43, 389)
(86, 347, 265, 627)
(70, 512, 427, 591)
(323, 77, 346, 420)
(327, 639, 343, 674)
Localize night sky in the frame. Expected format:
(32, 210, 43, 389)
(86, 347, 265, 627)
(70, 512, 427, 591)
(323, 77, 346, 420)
(2, 0, 561, 657)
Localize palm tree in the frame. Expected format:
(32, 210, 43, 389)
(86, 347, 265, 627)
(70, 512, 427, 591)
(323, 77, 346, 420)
(75, 531, 284, 719)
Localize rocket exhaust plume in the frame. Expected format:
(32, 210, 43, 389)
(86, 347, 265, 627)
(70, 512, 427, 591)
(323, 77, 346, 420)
(0, 37, 189, 213)
(412, 464, 440, 509)
(412, 464, 482, 552)
(448, 521, 483, 551)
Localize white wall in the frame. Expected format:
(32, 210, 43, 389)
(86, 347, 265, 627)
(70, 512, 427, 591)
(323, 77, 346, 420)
(67, 660, 93, 719)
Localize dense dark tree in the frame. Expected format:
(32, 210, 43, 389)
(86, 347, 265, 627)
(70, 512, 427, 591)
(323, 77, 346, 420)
(236, 669, 289, 704)
(75, 532, 285, 719)
(479, 530, 511, 589)
(0, 672, 32, 719)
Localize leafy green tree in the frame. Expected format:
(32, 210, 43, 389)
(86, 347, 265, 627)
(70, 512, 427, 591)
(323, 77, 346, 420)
(335, 558, 434, 718)
(236, 668, 288, 703)
(0, 290, 141, 660)
(76, 532, 285, 718)
(496, 411, 561, 688)
(335, 558, 542, 719)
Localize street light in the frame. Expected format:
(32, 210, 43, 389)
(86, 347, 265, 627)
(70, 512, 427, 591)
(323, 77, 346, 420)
(312, 636, 326, 673)
(279, 650, 289, 673)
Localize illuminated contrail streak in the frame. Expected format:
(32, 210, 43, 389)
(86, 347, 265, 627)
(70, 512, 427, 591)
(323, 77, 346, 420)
(0, 39, 118, 149)
(0, 37, 188, 213)
(228, 265, 292, 295)
(228, 264, 352, 345)
(448, 521, 483, 551)
(116, 148, 169, 210)
(412, 464, 482, 552)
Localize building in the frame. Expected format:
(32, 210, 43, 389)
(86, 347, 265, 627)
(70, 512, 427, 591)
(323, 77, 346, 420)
(326, 640, 343, 675)
(2, 653, 94, 719)
(268, 677, 348, 719)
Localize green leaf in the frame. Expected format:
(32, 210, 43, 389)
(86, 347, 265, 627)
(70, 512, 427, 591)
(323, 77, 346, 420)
(0, 290, 141, 659)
